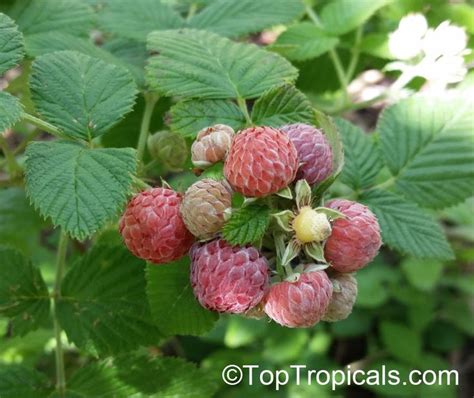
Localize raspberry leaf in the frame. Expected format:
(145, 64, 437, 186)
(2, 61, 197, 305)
(251, 84, 313, 127)
(0, 365, 51, 398)
(7, 0, 94, 37)
(222, 203, 271, 246)
(380, 321, 422, 365)
(30, 51, 138, 141)
(0, 13, 24, 75)
(146, 258, 219, 336)
(336, 118, 382, 190)
(146, 29, 298, 99)
(188, 0, 305, 38)
(56, 244, 162, 356)
(25, 141, 137, 240)
(378, 93, 474, 209)
(0, 91, 22, 132)
(169, 99, 245, 137)
(0, 248, 50, 336)
(361, 189, 454, 260)
(271, 22, 339, 61)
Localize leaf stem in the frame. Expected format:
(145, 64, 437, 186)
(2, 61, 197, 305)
(346, 25, 363, 83)
(0, 134, 22, 178)
(21, 113, 63, 137)
(237, 97, 252, 126)
(53, 231, 68, 398)
(137, 93, 159, 164)
(187, 3, 198, 20)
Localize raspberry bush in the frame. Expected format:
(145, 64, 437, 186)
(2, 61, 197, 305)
(0, 0, 473, 397)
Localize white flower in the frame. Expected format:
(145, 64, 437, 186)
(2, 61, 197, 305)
(422, 21, 468, 58)
(388, 13, 428, 60)
(419, 55, 467, 83)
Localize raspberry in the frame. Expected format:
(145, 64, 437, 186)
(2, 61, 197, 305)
(147, 130, 187, 170)
(191, 124, 234, 168)
(280, 123, 333, 185)
(190, 239, 269, 313)
(263, 270, 333, 328)
(224, 126, 298, 197)
(324, 199, 382, 272)
(322, 273, 358, 322)
(180, 179, 232, 239)
(119, 188, 194, 264)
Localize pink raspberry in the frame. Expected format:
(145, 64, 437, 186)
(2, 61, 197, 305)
(280, 123, 333, 185)
(224, 126, 298, 197)
(119, 188, 195, 264)
(324, 199, 382, 272)
(190, 239, 269, 313)
(264, 271, 333, 328)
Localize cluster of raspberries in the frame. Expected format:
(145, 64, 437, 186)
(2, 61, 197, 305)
(120, 123, 382, 328)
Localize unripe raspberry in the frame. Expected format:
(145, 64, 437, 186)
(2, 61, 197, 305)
(191, 124, 234, 168)
(322, 273, 358, 322)
(293, 206, 332, 243)
(264, 271, 333, 328)
(119, 188, 194, 264)
(280, 123, 333, 185)
(180, 179, 232, 239)
(191, 239, 269, 313)
(147, 130, 187, 170)
(324, 199, 382, 272)
(224, 126, 298, 197)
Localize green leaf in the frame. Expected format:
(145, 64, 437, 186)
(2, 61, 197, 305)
(360, 32, 392, 59)
(251, 84, 313, 127)
(401, 258, 444, 291)
(336, 118, 381, 190)
(0, 365, 50, 398)
(30, 51, 138, 140)
(361, 189, 454, 260)
(0, 13, 24, 75)
(25, 141, 137, 240)
(319, 0, 391, 36)
(222, 204, 271, 245)
(147, 258, 218, 336)
(115, 354, 219, 397)
(169, 99, 245, 137)
(0, 91, 22, 132)
(7, 0, 94, 37)
(0, 248, 50, 336)
(380, 321, 422, 365)
(356, 260, 398, 308)
(57, 244, 162, 355)
(146, 29, 298, 99)
(98, 0, 184, 41)
(65, 363, 133, 398)
(189, 0, 305, 38)
(378, 94, 474, 209)
(271, 22, 339, 61)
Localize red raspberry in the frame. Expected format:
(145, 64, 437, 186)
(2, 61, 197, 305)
(280, 123, 333, 185)
(119, 188, 194, 264)
(264, 271, 333, 328)
(224, 126, 298, 197)
(190, 239, 269, 313)
(324, 199, 382, 272)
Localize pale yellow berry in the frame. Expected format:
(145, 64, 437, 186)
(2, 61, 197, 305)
(293, 206, 332, 243)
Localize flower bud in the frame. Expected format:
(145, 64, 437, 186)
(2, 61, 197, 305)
(191, 124, 234, 168)
(147, 130, 187, 170)
(293, 206, 332, 243)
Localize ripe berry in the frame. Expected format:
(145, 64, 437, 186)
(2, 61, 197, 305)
(190, 239, 269, 314)
(324, 199, 382, 272)
(264, 270, 333, 328)
(119, 188, 194, 264)
(191, 124, 234, 168)
(224, 126, 298, 197)
(322, 273, 358, 322)
(180, 179, 232, 239)
(280, 123, 333, 185)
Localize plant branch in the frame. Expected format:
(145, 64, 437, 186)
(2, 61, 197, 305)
(237, 97, 252, 126)
(53, 231, 68, 398)
(346, 25, 363, 83)
(22, 113, 63, 137)
(137, 93, 159, 165)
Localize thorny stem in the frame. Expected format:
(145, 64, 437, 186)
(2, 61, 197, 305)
(237, 97, 252, 126)
(22, 112, 63, 137)
(137, 93, 159, 165)
(53, 231, 68, 398)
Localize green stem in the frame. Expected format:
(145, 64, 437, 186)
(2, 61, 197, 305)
(137, 93, 159, 164)
(0, 134, 22, 178)
(14, 130, 40, 155)
(368, 176, 395, 192)
(53, 231, 68, 398)
(237, 97, 252, 126)
(346, 25, 363, 83)
(22, 113, 63, 137)
(187, 3, 198, 20)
